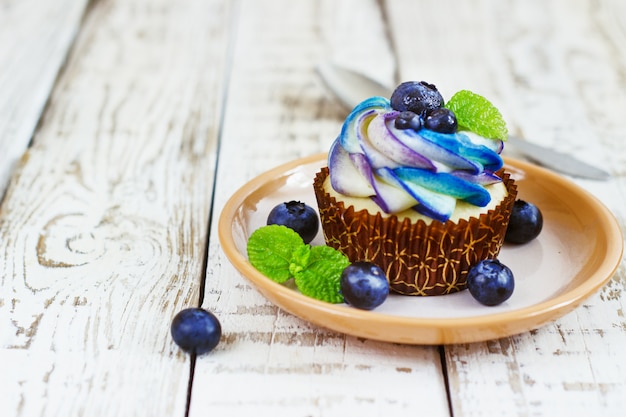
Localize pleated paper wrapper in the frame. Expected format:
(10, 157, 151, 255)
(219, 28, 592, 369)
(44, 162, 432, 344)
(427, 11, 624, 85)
(313, 167, 518, 296)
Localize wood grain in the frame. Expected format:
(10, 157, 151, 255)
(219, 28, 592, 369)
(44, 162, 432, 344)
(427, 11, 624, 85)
(1, 0, 625, 416)
(0, 0, 231, 415)
(0, 0, 90, 195)
(191, 1, 450, 416)
(386, 0, 626, 415)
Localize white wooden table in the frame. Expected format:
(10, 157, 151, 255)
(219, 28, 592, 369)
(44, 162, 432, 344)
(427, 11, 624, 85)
(1, 0, 625, 416)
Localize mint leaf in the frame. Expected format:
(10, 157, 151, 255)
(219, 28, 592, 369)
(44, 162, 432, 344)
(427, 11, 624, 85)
(247, 225, 353, 305)
(289, 244, 311, 277)
(445, 90, 508, 140)
(294, 245, 350, 304)
(247, 225, 305, 283)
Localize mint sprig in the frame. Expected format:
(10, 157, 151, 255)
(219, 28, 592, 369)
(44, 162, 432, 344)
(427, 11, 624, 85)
(445, 89, 508, 140)
(247, 225, 304, 283)
(295, 245, 350, 304)
(247, 225, 349, 303)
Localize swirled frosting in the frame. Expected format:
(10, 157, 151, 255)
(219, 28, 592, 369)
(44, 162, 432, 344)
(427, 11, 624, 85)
(328, 97, 505, 222)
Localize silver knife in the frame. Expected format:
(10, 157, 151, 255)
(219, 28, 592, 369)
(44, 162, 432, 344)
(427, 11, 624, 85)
(316, 63, 610, 180)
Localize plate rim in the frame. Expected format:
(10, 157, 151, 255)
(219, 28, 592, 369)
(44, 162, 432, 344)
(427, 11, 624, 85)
(218, 153, 624, 344)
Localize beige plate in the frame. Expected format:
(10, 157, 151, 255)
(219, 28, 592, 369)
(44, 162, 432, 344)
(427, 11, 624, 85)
(218, 153, 623, 345)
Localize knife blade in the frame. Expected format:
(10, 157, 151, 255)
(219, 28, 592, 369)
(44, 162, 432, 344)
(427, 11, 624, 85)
(316, 63, 610, 180)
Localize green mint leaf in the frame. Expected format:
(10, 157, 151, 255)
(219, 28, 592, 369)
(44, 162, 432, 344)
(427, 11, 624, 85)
(289, 244, 311, 277)
(247, 225, 353, 305)
(247, 225, 305, 283)
(445, 90, 508, 140)
(294, 245, 350, 304)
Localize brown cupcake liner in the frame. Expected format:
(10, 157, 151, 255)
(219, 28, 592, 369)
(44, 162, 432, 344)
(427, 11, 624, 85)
(313, 167, 518, 296)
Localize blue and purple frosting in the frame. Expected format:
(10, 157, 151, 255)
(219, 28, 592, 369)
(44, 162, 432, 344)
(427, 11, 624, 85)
(327, 96, 506, 222)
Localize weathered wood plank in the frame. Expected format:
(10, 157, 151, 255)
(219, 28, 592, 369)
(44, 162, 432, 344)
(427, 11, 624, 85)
(191, 1, 451, 416)
(386, 0, 626, 415)
(0, 0, 232, 415)
(3, 0, 623, 415)
(0, 0, 90, 196)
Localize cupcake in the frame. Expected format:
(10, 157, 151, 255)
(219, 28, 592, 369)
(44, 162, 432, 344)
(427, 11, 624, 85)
(313, 82, 517, 296)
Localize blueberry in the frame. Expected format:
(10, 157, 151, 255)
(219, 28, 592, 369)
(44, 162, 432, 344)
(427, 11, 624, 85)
(267, 201, 319, 244)
(171, 308, 221, 355)
(424, 108, 458, 133)
(394, 111, 422, 130)
(466, 259, 514, 306)
(505, 200, 543, 244)
(340, 261, 389, 310)
(390, 81, 444, 116)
